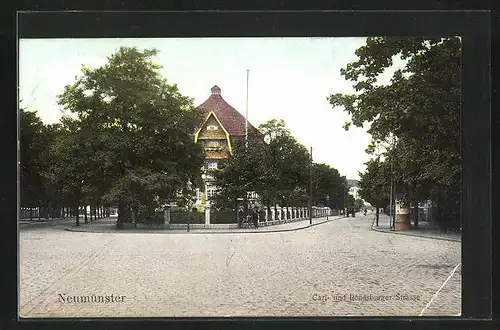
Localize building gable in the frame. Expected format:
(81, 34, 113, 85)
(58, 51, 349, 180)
(194, 111, 233, 155)
(197, 114, 226, 140)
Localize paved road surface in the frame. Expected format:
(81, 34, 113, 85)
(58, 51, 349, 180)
(19, 214, 461, 317)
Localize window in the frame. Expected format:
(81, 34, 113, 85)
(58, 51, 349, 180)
(205, 140, 222, 151)
(207, 186, 217, 198)
(206, 140, 219, 148)
(196, 188, 202, 202)
(247, 191, 258, 200)
(206, 160, 218, 170)
(207, 125, 218, 131)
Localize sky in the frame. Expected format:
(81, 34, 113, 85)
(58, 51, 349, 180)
(19, 37, 400, 180)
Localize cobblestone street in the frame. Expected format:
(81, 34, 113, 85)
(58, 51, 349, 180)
(19, 215, 461, 318)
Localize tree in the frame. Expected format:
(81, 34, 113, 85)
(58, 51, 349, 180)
(213, 118, 350, 222)
(38, 122, 66, 219)
(258, 118, 290, 142)
(213, 119, 312, 221)
(311, 163, 348, 210)
(20, 109, 46, 220)
(354, 198, 365, 212)
(346, 194, 356, 207)
(260, 123, 310, 209)
(211, 131, 264, 214)
(42, 117, 92, 226)
(358, 157, 390, 225)
(57, 47, 204, 228)
(329, 37, 461, 230)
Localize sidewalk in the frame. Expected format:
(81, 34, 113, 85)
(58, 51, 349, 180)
(64, 215, 344, 234)
(370, 214, 461, 242)
(20, 217, 109, 229)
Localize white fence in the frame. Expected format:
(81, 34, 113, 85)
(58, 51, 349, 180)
(20, 207, 39, 220)
(164, 205, 336, 226)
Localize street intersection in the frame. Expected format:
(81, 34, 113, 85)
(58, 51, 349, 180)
(19, 214, 461, 317)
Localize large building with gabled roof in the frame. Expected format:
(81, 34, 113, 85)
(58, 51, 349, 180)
(193, 85, 262, 206)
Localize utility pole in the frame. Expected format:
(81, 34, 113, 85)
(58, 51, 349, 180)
(245, 69, 249, 151)
(244, 69, 249, 216)
(309, 146, 313, 224)
(389, 135, 395, 231)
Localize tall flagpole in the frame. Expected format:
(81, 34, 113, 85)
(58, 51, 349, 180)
(309, 146, 313, 224)
(245, 69, 249, 150)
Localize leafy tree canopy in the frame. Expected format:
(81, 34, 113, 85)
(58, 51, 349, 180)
(56, 47, 205, 224)
(328, 37, 461, 228)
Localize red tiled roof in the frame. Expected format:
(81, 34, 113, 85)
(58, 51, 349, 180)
(196, 85, 262, 138)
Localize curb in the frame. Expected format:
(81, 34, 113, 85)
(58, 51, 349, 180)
(64, 216, 344, 235)
(369, 219, 461, 243)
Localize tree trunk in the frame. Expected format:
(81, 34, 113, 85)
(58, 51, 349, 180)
(375, 206, 379, 227)
(267, 201, 271, 222)
(37, 203, 41, 221)
(84, 201, 88, 224)
(75, 204, 80, 227)
(414, 202, 419, 229)
(234, 198, 239, 225)
(117, 199, 125, 228)
(243, 196, 248, 219)
(29, 207, 33, 221)
(131, 207, 136, 224)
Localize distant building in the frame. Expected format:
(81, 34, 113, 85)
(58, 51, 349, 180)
(193, 85, 262, 207)
(347, 179, 360, 200)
